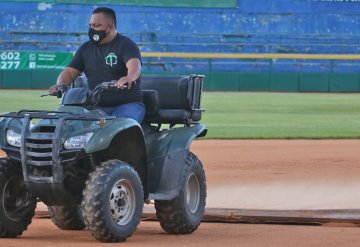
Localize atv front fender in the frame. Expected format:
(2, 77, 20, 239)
(85, 118, 141, 153)
(146, 123, 207, 200)
(85, 118, 148, 198)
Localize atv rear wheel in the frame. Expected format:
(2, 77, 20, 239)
(0, 158, 37, 237)
(155, 152, 206, 234)
(81, 160, 144, 242)
(48, 205, 86, 230)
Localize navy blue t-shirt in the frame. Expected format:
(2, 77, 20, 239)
(69, 34, 142, 107)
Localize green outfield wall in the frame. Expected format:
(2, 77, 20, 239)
(2, 70, 359, 92)
(1, 52, 359, 92)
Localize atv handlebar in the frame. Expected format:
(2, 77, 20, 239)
(41, 80, 129, 109)
(97, 80, 128, 90)
(84, 81, 128, 108)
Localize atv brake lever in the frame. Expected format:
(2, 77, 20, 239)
(109, 84, 128, 89)
(102, 80, 128, 90)
(106, 84, 117, 89)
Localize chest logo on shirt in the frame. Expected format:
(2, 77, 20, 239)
(105, 53, 117, 67)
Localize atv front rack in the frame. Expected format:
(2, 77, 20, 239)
(21, 114, 64, 184)
(1, 109, 115, 121)
(1, 110, 114, 184)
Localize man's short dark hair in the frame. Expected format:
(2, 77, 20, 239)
(93, 7, 117, 28)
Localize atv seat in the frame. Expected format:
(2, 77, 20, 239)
(141, 74, 204, 125)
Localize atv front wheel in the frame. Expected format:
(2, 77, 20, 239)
(81, 160, 144, 242)
(48, 205, 86, 230)
(0, 158, 37, 237)
(155, 152, 206, 234)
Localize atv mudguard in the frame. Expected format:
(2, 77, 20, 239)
(146, 123, 207, 200)
(85, 118, 148, 196)
(85, 118, 142, 153)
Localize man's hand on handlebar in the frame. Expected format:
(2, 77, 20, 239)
(49, 83, 67, 94)
(115, 76, 134, 89)
(45, 83, 67, 98)
(49, 84, 59, 94)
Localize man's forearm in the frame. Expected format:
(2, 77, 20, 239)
(56, 67, 81, 85)
(127, 69, 141, 82)
(126, 58, 141, 82)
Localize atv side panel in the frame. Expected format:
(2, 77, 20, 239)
(146, 123, 207, 200)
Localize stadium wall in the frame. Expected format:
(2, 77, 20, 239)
(2, 69, 359, 92)
(0, 0, 359, 91)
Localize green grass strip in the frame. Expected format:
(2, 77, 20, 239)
(1, 90, 360, 139)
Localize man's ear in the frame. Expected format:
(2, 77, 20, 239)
(108, 23, 115, 32)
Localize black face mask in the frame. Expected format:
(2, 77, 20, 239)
(88, 27, 107, 44)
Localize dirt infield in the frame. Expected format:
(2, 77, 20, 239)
(2, 220, 360, 247)
(1, 140, 360, 246)
(191, 140, 360, 209)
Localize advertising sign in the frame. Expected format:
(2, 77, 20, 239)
(0, 51, 73, 70)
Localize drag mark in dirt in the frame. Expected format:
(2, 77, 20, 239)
(207, 182, 360, 210)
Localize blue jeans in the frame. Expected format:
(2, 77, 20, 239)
(96, 102, 145, 124)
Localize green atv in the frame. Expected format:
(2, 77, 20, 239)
(0, 74, 207, 242)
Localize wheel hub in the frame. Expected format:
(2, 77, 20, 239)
(117, 198, 126, 207)
(186, 173, 200, 213)
(109, 179, 136, 226)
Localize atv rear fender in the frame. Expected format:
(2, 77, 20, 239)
(146, 123, 207, 200)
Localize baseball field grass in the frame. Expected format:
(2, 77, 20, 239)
(202, 92, 360, 139)
(1, 89, 360, 139)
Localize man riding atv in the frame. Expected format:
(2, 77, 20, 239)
(0, 72, 207, 242)
(49, 7, 145, 124)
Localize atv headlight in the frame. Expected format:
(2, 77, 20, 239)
(64, 132, 94, 150)
(6, 129, 21, 147)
